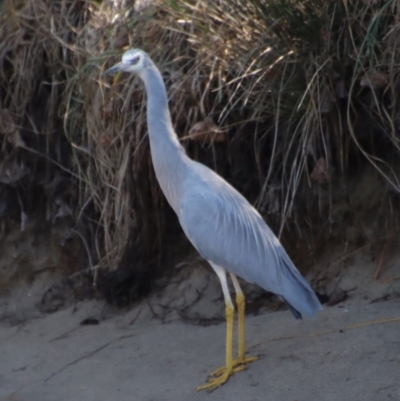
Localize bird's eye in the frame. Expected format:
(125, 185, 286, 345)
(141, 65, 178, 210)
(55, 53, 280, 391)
(129, 56, 140, 65)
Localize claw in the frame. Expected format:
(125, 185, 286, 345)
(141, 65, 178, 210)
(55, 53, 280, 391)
(210, 355, 258, 377)
(196, 370, 230, 391)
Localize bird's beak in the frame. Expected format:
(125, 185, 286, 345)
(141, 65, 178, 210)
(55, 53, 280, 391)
(105, 62, 125, 75)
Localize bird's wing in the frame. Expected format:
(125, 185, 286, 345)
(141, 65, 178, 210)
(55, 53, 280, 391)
(178, 164, 321, 317)
(179, 166, 286, 293)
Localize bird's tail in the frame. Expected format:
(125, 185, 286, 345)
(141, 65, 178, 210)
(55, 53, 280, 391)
(279, 257, 322, 319)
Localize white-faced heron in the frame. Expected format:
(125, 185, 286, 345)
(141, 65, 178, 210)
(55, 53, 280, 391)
(105, 49, 322, 391)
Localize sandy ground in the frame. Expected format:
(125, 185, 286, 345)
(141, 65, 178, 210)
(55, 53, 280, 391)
(1, 249, 400, 401)
(1, 293, 400, 401)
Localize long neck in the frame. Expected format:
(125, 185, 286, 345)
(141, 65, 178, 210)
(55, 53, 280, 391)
(140, 64, 188, 214)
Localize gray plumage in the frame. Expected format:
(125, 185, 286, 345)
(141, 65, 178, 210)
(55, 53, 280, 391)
(105, 49, 322, 319)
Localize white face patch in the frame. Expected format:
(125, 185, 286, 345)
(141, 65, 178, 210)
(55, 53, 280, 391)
(118, 49, 149, 72)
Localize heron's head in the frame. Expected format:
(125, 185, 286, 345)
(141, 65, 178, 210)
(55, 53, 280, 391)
(105, 49, 151, 75)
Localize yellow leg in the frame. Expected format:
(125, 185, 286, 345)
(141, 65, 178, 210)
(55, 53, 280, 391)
(197, 265, 257, 391)
(236, 293, 258, 365)
(196, 304, 234, 391)
(203, 293, 258, 383)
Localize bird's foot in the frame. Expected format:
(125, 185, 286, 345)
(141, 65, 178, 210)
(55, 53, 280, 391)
(196, 355, 258, 391)
(209, 355, 258, 378)
(196, 366, 236, 392)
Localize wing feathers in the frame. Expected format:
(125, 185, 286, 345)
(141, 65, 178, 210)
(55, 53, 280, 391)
(179, 165, 321, 317)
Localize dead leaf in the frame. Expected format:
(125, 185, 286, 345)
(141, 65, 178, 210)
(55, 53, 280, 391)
(360, 69, 389, 90)
(310, 157, 329, 184)
(53, 198, 73, 222)
(114, 27, 129, 49)
(144, 20, 163, 45)
(265, 187, 280, 215)
(188, 117, 226, 143)
(7, 130, 26, 148)
(0, 160, 29, 185)
(0, 109, 25, 148)
(0, 109, 16, 135)
(98, 128, 114, 148)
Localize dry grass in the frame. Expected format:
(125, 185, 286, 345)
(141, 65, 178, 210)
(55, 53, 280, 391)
(1, 0, 400, 285)
(165, 0, 400, 231)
